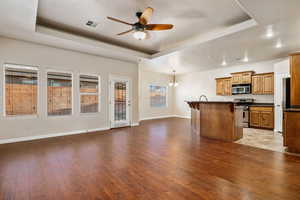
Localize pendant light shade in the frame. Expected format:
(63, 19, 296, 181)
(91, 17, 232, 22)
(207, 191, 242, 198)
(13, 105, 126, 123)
(133, 31, 146, 40)
(169, 70, 178, 87)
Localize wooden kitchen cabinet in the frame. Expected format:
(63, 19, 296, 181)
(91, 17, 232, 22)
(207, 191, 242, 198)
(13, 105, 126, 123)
(241, 72, 253, 84)
(263, 73, 274, 94)
(260, 111, 274, 129)
(231, 71, 253, 85)
(231, 74, 241, 85)
(252, 76, 263, 94)
(250, 110, 260, 127)
(216, 79, 224, 95)
(249, 106, 274, 129)
(215, 77, 231, 96)
(290, 53, 300, 107)
(284, 111, 300, 153)
(251, 73, 274, 95)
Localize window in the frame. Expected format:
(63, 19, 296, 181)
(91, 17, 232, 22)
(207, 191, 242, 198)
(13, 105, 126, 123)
(47, 72, 72, 116)
(4, 64, 38, 116)
(80, 75, 99, 113)
(149, 85, 167, 108)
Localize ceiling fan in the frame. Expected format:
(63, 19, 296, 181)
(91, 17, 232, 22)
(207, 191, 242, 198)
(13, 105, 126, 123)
(107, 7, 174, 40)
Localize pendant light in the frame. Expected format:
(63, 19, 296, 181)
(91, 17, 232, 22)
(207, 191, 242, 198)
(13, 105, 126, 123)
(169, 70, 179, 87)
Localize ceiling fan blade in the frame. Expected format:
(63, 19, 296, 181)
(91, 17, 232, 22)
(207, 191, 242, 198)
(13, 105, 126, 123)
(139, 7, 154, 25)
(107, 17, 133, 26)
(117, 29, 134, 36)
(146, 24, 174, 31)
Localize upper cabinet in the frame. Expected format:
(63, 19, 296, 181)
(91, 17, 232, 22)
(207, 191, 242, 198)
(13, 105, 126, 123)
(216, 70, 274, 96)
(216, 77, 232, 96)
(251, 73, 274, 95)
(231, 71, 253, 85)
(290, 53, 300, 107)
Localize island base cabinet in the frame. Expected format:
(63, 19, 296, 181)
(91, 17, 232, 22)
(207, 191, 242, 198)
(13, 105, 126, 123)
(187, 102, 243, 142)
(191, 108, 200, 134)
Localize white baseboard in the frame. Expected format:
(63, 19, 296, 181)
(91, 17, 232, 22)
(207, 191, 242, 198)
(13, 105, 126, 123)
(173, 115, 191, 119)
(0, 127, 110, 144)
(0, 116, 191, 144)
(140, 115, 191, 121)
(140, 115, 175, 121)
(131, 122, 139, 126)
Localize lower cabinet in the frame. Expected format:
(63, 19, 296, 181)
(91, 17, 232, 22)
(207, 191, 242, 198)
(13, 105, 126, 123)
(284, 111, 300, 153)
(249, 106, 274, 129)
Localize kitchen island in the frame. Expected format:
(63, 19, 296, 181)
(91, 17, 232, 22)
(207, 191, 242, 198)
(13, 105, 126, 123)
(187, 101, 243, 142)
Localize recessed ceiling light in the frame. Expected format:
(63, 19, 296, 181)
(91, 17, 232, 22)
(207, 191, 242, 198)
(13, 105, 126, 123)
(266, 26, 274, 38)
(243, 56, 249, 62)
(222, 60, 227, 66)
(276, 39, 283, 48)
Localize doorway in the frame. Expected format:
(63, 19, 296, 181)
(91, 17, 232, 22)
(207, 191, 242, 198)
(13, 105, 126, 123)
(109, 76, 131, 128)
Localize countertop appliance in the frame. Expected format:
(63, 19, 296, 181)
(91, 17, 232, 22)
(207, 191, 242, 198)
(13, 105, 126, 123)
(232, 84, 251, 95)
(234, 98, 255, 128)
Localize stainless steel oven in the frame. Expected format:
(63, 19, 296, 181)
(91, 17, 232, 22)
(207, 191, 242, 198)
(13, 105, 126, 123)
(234, 98, 254, 128)
(232, 84, 251, 95)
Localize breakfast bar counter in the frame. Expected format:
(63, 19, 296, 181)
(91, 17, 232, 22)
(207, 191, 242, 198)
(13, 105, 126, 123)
(187, 101, 243, 142)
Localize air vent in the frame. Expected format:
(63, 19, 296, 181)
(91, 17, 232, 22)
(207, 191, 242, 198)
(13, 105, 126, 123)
(86, 21, 98, 28)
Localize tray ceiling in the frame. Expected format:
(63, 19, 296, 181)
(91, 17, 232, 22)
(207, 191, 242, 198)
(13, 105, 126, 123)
(37, 0, 251, 54)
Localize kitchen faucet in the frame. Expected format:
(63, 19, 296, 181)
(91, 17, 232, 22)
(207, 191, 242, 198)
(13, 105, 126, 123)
(199, 95, 208, 102)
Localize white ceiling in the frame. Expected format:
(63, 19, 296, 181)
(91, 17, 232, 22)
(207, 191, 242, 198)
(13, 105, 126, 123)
(0, 0, 300, 74)
(142, 0, 300, 73)
(143, 19, 300, 74)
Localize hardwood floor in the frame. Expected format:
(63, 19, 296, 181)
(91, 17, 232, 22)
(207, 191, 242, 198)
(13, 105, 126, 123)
(1, 118, 300, 200)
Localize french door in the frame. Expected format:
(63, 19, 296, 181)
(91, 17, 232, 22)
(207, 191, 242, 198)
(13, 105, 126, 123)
(109, 77, 131, 128)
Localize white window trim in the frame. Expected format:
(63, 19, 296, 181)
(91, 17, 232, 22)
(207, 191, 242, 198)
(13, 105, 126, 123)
(46, 69, 74, 118)
(149, 84, 168, 108)
(79, 73, 101, 115)
(3, 63, 40, 119)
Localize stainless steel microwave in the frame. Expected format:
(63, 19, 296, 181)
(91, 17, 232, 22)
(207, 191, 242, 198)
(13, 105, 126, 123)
(232, 84, 251, 95)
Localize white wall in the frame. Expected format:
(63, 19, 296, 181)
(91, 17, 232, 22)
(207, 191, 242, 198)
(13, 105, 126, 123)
(0, 37, 139, 140)
(174, 60, 279, 117)
(274, 58, 290, 132)
(139, 69, 174, 120)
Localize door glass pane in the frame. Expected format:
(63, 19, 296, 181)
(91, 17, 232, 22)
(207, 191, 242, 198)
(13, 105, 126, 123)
(114, 82, 126, 121)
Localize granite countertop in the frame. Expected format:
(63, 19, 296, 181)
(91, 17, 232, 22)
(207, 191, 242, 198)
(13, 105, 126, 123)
(186, 101, 234, 104)
(186, 101, 274, 106)
(284, 108, 300, 112)
(186, 101, 274, 107)
(248, 103, 274, 107)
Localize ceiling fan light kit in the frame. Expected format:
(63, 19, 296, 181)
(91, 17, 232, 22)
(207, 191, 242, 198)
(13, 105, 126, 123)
(133, 31, 146, 40)
(107, 7, 174, 40)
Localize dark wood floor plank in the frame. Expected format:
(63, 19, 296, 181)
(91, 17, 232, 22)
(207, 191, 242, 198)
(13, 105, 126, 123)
(0, 118, 300, 200)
